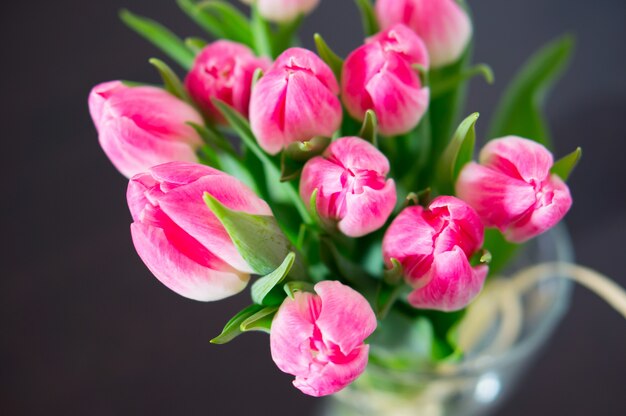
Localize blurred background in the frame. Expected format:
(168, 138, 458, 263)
(2, 0, 625, 414)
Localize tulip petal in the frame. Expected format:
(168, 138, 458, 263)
(456, 162, 537, 229)
(270, 291, 321, 376)
(314, 281, 377, 355)
(293, 345, 369, 397)
(505, 174, 573, 243)
(339, 179, 396, 237)
(480, 136, 554, 183)
(325, 136, 390, 176)
(99, 117, 199, 178)
(156, 175, 272, 273)
(408, 246, 487, 311)
(130, 222, 248, 301)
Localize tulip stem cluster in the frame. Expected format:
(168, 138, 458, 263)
(89, 0, 624, 399)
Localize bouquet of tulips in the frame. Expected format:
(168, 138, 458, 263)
(89, 0, 595, 397)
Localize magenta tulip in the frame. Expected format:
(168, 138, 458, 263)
(88, 81, 203, 178)
(241, 0, 320, 23)
(127, 162, 272, 301)
(382, 196, 487, 311)
(249, 47, 342, 155)
(375, 0, 472, 68)
(341, 24, 430, 136)
(185, 40, 270, 123)
(456, 136, 573, 243)
(300, 136, 396, 237)
(270, 280, 377, 397)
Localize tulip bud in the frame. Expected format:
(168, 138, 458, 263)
(456, 136, 573, 243)
(185, 40, 270, 123)
(127, 162, 273, 301)
(300, 136, 396, 237)
(382, 196, 487, 311)
(270, 280, 377, 397)
(241, 0, 320, 23)
(249, 47, 342, 155)
(88, 81, 203, 178)
(341, 24, 430, 136)
(375, 0, 472, 68)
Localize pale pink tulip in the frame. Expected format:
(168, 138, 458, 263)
(300, 137, 396, 237)
(89, 81, 203, 178)
(127, 162, 272, 301)
(185, 40, 270, 122)
(341, 24, 430, 136)
(375, 0, 472, 68)
(249, 48, 342, 155)
(456, 136, 573, 243)
(382, 196, 487, 311)
(270, 280, 377, 397)
(241, 0, 320, 23)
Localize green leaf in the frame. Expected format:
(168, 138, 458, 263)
(184, 36, 208, 54)
(210, 304, 264, 344)
(428, 45, 472, 168)
(251, 4, 274, 57)
(358, 110, 378, 146)
(240, 306, 279, 333)
(488, 35, 574, 147)
(178, 0, 226, 39)
(148, 58, 189, 100)
(430, 64, 494, 99)
(284, 281, 315, 299)
(273, 16, 304, 54)
(436, 112, 479, 195)
(203, 193, 305, 281)
(354, 0, 379, 36)
(483, 228, 519, 277)
(200, 1, 253, 46)
(551, 147, 582, 181)
(314, 33, 343, 81)
(375, 280, 405, 320)
(383, 258, 403, 284)
(119, 9, 195, 70)
(214, 100, 312, 225)
(280, 152, 302, 182)
(251, 252, 296, 305)
(284, 136, 330, 162)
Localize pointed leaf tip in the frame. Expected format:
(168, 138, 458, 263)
(551, 147, 582, 181)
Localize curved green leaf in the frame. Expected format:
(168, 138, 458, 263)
(120, 9, 195, 70)
(488, 35, 574, 147)
(251, 252, 296, 305)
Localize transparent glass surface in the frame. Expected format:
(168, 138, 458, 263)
(324, 226, 574, 416)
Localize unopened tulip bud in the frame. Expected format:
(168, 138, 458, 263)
(456, 136, 573, 243)
(375, 0, 472, 68)
(382, 196, 487, 311)
(241, 0, 320, 23)
(250, 48, 342, 155)
(341, 24, 430, 136)
(185, 40, 270, 123)
(270, 280, 377, 397)
(127, 162, 272, 301)
(89, 81, 203, 178)
(300, 137, 396, 237)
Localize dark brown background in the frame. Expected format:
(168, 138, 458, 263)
(2, 0, 625, 414)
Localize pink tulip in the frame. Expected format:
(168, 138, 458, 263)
(241, 0, 320, 23)
(341, 24, 430, 136)
(375, 0, 472, 68)
(270, 280, 377, 397)
(300, 137, 396, 237)
(88, 81, 203, 178)
(249, 48, 342, 155)
(185, 40, 270, 123)
(382, 196, 487, 311)
(127, 162, 272, 301)
(456, 136, 573, 243)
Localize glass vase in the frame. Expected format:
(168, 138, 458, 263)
(323, 226, 574, 416)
